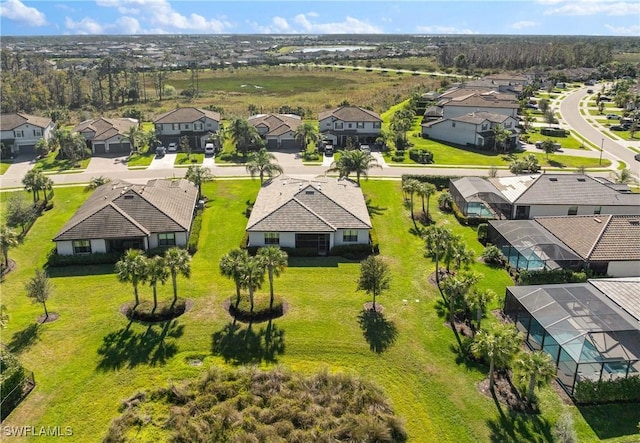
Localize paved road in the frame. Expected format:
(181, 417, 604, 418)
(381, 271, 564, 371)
(560, 86, 640, 178)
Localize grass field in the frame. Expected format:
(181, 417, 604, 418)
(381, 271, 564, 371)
(32, 149, 90, 173)
(1, 182, 638, 442)
(0, 160, 11, 175)
(174, 152, 203, 166)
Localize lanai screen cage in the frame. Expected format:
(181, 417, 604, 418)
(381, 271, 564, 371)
(504, 283, 640, 396)
(449, 177, 510, 219)
(488, 220, 584, 271)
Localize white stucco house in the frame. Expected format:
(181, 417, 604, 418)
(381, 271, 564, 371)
(53, 179, 198, 256)
(246, 176, 372, 255)
(422, 112, 518, 149)
(73, 117, 138, 155)
(318, 106, 382, 147)
(0, 113, 55, 157)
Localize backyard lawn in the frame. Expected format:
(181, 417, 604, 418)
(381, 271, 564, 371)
(1, 181, 638, 442)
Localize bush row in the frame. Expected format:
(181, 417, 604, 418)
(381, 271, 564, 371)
(401, 174, 462, 191)
(187, 209, 203, 255)
(516, 269, 588, 285)
(46, 250, 121, 267)
(575, 376, 640, 404)
(451, 201, 491, 226)
(329, 243, 378, 260)
(408, 148, 434, 164)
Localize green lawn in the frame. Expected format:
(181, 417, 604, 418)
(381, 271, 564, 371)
(32, 149, 90, 172)
(174, 152, 204, 166)
(0, 160, 11, 175)
(0, 182, 637, 442)
(524, 129, 586, 150)
(126, 151, 154, 168)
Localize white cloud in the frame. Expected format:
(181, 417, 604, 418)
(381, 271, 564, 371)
(0, 0, 46, 26)
(292, 14, 382, 33)
(64, 16, 106, 34)
(272, 16, 290, 32)
(416, 25, 476, 34)
(605, 23, 640, 35)
(115, 16, 140, 34)
(543, 1, 640, 16)
(512, 20, 538, 30)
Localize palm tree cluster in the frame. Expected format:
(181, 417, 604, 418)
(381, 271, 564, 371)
(225, 118, 264, 157)
(245, 148, 283, 184)
(293, 122, 320, 150)
(327, 149, 381, 184)
(115, 247, 191, 312)
(219, 247, 288, 314)
(423, 224, 475, 286)
(0, 224, 19, 269)
(22, 169, 54, 205)
(402, 178, 436, 225)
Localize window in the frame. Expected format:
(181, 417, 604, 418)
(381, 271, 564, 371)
(264, 232, 279, 245)
(172, 124, 178, 131)
(452, 122, 456, 128)
(482, 124, 488, 131)
(72, 240, 91, 254)
(373, 122, 381, 129)
(335, 122, 343, 129)
(504, 122, 512, 128)
(594, 207, 602, 215)
(348, 123, 353, 128)
(158, 232, 176, 246)
(357, 122, 364, 128)
(184, 124, 190, 130)
(343, 230, 358, 242)
(33, 129, 42, 137)
(14, 130, 24, 138)
(568, 206, 578, 216)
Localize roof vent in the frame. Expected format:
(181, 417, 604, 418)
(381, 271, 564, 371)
(577, 178, 586, 182)
(305, 190, 314, 195)
(630, 220, 640, 226)
(594, 218, 602, 223)
(124, 195, 134, 200)
(549, 178, 558, 182)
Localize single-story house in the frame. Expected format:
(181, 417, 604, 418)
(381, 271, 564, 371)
(421, 112, 518, 149)
(0, 112, 55, 157)
(246, 176, 372, 255)
(449, 174, 640, 220)
(153, 107, 221, 149)
(488, 215, 640, 276)
(53, 179, 198, 256)
(504, 278, 640, 396)
(73, 117, 138, 155)
(319, 106, 382, 147)
(248, 113, 303, 150)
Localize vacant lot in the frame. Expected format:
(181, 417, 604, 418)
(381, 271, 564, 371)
(1, 182, 637, 442)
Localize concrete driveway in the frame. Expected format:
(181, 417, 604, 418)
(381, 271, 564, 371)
(148, 153, 177, 169)
(85, 154, 129, 174)
(1, 156, 37, 181)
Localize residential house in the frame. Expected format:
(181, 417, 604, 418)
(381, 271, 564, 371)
(503, 278, 640, 396)
(449, 174, 640, 220)
(153, 107, 221, 150)
(53, 179, 198, 256)
(421, 112, 518, 150)
(246, 176, 372, 255)
(73, 117, 138, 155)
(437, 89, 520, 119)
(0, 113, 55, 157)
(248, 113, 303, 150)
(318, 106, 382, 147)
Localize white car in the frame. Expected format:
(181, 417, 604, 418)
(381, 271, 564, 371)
(167, 142, 178, 152)
(204, 143, 215, 155)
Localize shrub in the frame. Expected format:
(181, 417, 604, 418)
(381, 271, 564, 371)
(46, 249, 121, 267)
(391, 151, 406, 162)
(126, 298, 187, 322)
(408, 148, 434, 164)
(481, 245, 506, 266)
(329, 244, 377, 260)
(477, 223, 488, 245)
(517, 269, 588, 285)
(402, 175, 462, 191)
(301, 150, 321, 161)
(187, 209, 203, 255)
(574, 376, 640, 404)
(540, 127, 568, 137)
(228, 294, 284, 323)
(0, 350, 26, 420)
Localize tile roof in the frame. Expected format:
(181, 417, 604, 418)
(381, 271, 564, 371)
(514, 174, 640, 206)
(73, 117, 138, 142)
(153, 107, 221, 124)
(488, 175, 539, 203)
(247, 176, 372, 233)
(444, 93, 520, 109)
(589, 278, 640, 322)
(451, 112, 512, 125)
(54, 179, 198, 241)
(248, 113, 301, 137)
(1, 113, 53, 131)
(535, 215, 640, 262)
(318, 106, 381, 123)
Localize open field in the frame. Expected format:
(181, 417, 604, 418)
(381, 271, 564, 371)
(1, 182, 638, 442)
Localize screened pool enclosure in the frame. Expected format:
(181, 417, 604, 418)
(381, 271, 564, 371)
(504, 283, 640, 396)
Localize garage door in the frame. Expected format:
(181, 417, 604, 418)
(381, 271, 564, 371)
(280, 139, 300, 150)
(18, 144, 36, 156)
(108, 142, 130, 153)
(94, 144, 106, 154)
(266, 139, 278, 149)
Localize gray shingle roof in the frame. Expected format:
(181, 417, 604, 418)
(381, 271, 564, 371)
(589, 278, 640, 322)
(248, 113, 301, 137)
(73, 117, 138, 142)
(514, 174, 640, 207)
(318, 106, 381, 123)
(54, 179, 198, 241)
(153, 107, 221, 124)
(1, 113, 52, 131)
(247, 176, 371, 233)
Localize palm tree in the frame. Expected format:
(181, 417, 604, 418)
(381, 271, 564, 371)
(245, 148, 283, 184)
(492, 124, 511, 152)
(115, 249, 148, 308)
(613, 168, 633, 184)
(294, 122, 320, 150)
(240, 255, 265, 314)
(357, 255, 391, 312)
(121, 125, 143, 153)
(471, 323, 521, 391)
(185, 165, 213, 198)
(423, 225, 454, 287)
(164, 247, 191, 305)
(327, 149, 381, 184)
(416, 182, 436, 221)
(451, 241, 475, 271)
(256, 246, 288, 309)
(465, 288, 496, 334)
(146, 256, 168, 311)
(22, 169, 44, 203)
(226, 117, 255, 157)
(0, 224, 19, 268)
(514, 351, 557, 404)
(219, 248, 249, 307)
(440, 271, 480, 327)
(402, 178, 420, 224)
(39, 175, 54, 205)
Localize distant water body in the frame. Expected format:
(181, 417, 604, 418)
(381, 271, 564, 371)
(297, 46, 376, 53)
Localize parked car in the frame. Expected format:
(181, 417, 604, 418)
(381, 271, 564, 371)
(606, 114, 620, 120)
(155, 146, 166, 157)
(635, 153, 640, 162)
(610, 125, 626, 131)
(599, 96, 612, 102)
(587, 89, 594, 94)
(359, 144, 371, 153)
(167, 142, 178, 152)
(324, 145, 334, 156)
(204, 143, 215, 156)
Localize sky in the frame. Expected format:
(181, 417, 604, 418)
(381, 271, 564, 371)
(0, 0, 638, 37)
